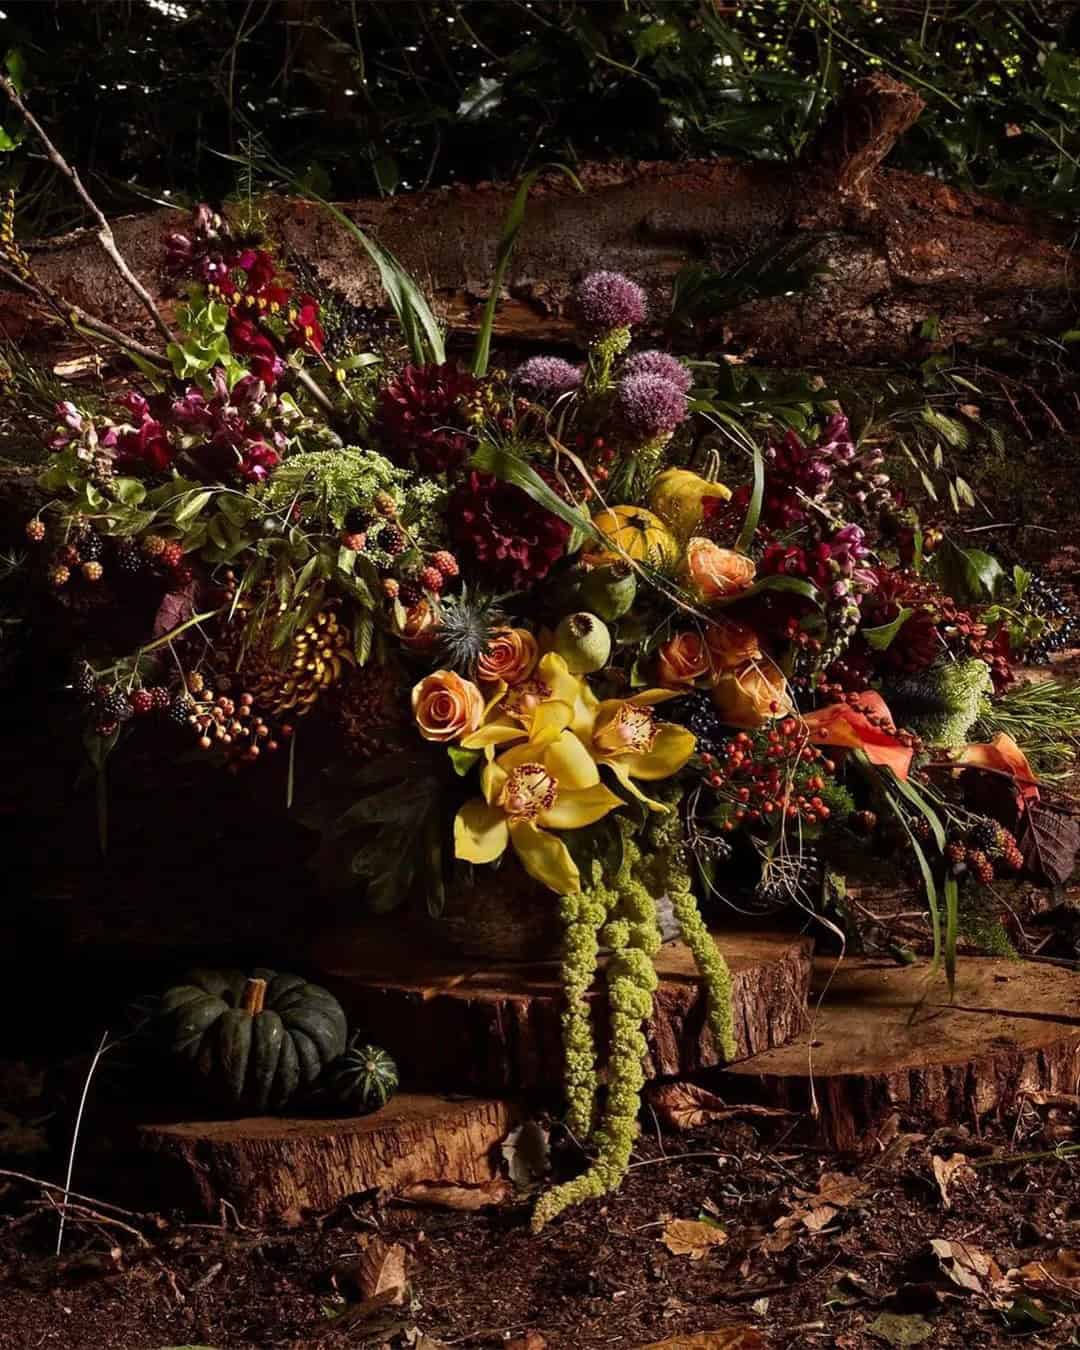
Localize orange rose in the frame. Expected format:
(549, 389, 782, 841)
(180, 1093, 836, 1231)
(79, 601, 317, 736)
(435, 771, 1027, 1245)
(704, 619, 762, 674)
(397, 598, 438, 650)
(656, 632, 710, 688)
(684, 537, 756, 603)
(412, 670, 485, 743)
(711, 660, 792, 729)
(476, 627, 539, 685)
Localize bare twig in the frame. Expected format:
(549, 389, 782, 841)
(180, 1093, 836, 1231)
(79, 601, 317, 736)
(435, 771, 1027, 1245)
(40, 1193, 150, 1249)
(0, 75, 173, 346)
(0, 1168, 147, 1220)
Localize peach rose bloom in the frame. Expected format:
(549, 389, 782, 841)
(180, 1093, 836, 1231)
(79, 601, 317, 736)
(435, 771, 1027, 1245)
(412, 670, 485, 743)
(704, 618, 762, 674)
(476, 627, 539, 685)
(397, 598, 438, 650)
(656, 631, 710, 687)
(711, 659, 792, 729)
(684, 537, 756, 602)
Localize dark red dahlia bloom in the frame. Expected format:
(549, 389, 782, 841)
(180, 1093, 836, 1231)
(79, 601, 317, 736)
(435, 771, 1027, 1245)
(448, 470, 571, 589)
(378, 362, 479, 474)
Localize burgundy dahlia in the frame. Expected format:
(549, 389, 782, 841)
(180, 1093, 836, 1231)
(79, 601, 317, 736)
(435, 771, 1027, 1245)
(622, 350, 692, 394)
(573, 271, 647, 336)
(448, 470, 571, 589)
(378, 362, 479, 474)
(513, 356, 583, 401)
(615, 372, 688, 438)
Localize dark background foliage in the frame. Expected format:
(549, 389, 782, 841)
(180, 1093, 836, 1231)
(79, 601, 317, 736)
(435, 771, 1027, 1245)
(1, 0, 1079, 234)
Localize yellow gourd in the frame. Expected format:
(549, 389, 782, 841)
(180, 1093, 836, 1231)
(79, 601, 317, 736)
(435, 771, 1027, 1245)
(649, 468, 731, 539)
(585, 505, 678, 568)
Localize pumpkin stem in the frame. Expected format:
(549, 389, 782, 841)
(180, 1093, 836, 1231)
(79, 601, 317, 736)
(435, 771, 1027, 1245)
(240, 977, 267, 1016)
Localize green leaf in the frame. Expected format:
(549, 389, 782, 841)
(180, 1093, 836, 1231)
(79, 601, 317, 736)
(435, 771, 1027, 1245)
(472, 164, 582, 377)
(933, 537, 1005, 605)
(944, 874, 959, 998)
(735, 441, 764, 554)
(470, 443, 589, 535)
(448, 746, 482, 777)
(173, 490, 214, 527)
(353, 613, 374, 667)
(4, 48, 28, 94)
(111, 477, 147, 507)
(715, 574, 822, 609)
(1013, 564, 1032, 598)
(863, 606, 913, 651)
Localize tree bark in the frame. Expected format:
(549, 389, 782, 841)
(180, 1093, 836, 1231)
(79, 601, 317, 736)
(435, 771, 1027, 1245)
(1, 77, 1073, 368)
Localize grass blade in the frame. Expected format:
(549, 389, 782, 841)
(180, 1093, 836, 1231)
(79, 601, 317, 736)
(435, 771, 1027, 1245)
(735, 442, 764, 553)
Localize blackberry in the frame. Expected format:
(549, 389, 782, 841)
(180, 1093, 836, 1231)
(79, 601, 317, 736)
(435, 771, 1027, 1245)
(76, 529, 104, 562)
(945, 840, 967, 868)
(850, 809, 877, 835)
(59, 544, 81, 567)
(168, 694, 197, 727)
(131, 689, 155, 716)
(81, 561, 104, 583)
(25, 517, 45, 543)
(73, 662, 96, 701)
(967, 848, 995, 885)
(910, 815, 932, 844)
(148, 686, 171, 712)
(967, 818, 999, 852)
(344, 508, 370, 533)
(114, 543, 144, 577)
(399, 580, 423, 608)
(420, 565, 444, 594)
(377, 523, 407, 556)
(98, 689, 131, 724)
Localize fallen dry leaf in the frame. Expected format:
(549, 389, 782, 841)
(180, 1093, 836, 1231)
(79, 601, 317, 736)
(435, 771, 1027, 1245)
(502, 1120, 550, 1188)
(867, 1311, 934, 1346)
(505, 1335, 548, 1350)
(334, 1236, 407, 1306)
(1008, 1248, 1080, 1297)
(637, 1331, 765, 1349)
(931, 1152, 975, 1210)
(930, 1238, 1002, 1294)
(395, 1179, 511, 1211)
(648, 1081, 794, 1131)
(662, 1218, 729, 1260)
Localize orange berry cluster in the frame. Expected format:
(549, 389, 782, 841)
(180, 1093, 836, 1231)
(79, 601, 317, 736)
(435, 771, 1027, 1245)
(186, 682, 286, 767)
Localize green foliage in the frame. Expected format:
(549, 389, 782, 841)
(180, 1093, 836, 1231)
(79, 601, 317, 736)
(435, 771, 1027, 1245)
(670, 237, 828, 330)
(975, 677, 1080, 776)
(886, 658, 993, 747)
(259, 448, 405, 530)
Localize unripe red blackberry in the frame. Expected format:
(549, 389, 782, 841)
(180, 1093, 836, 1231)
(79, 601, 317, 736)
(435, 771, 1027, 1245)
(148, 686, 171, 712)
(945, 840, 967, 867)
(432, 550, 459, 578)
(25, 518, 45, 543)
(850, 809, 877, 835)
(94, 718, 119, 738)
(341, 532, 366, 552)
(373, 490, 397, 518)
(159, 540, 184, 570)
(420, 565, 444, 594)
(81, 560, 104, 583)
(911, 816, 932, 843)
(49, 564, 70, 588)
(141, 534, 167, 558)
(381, 578, 400, 600)
(172, 563, 195, 586)
(377, 523, 407, 556)
(59, 544, 81, 567)
(131, 689, 155, 716)
(1001, 845, 1024, 873)
(967, 848, 994, 885)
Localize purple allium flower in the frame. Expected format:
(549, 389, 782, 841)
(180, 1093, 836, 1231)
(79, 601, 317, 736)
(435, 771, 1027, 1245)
(573, 271, 647, 335)
(512, 355, 583, 401)
(623, 349, 692, 395)
(615, 372, 688, 438)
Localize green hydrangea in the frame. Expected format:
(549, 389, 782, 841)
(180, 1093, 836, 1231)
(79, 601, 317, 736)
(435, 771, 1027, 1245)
(886, 658, 993, 747)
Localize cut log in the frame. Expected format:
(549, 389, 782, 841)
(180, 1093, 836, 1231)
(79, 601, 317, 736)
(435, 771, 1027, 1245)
(2, 77, 1074, 366)
(721, 957, 1080, 1151)
(309, 922, 813, 1094)
(135, 1093, 518, 1224)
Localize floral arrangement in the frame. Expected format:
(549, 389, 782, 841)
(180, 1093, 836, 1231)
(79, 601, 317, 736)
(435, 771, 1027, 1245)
(14, 185, 1080, 1226)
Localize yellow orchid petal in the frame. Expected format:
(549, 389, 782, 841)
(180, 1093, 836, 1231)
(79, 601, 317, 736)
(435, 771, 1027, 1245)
(604, 759, 667, 811)
(461, 719, 526, 750)
(621, 723, 697, 780)
(508, 820, 580, 894)
(481, 759, 508, 805)
(528, 697, 573, 743)
(542, 730, 600, 790)
(454, 799, 510, 863)
(627, 687, 682, 708)
(497, 738, 553, 774)
(538, 781, 623, 830)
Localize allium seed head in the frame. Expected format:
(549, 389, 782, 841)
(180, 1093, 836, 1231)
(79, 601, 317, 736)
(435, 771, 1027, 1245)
(512, 356, 583, 401)
(615, 372, 688, 438)
(622, 349, 693, 394)
(573, 271, 647, 335)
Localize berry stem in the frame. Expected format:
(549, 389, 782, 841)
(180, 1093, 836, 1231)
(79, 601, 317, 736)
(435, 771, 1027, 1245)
(241, 977, 267, 1016)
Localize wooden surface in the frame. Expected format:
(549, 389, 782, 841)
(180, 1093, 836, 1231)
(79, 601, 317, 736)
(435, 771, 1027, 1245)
(309, 922, 814, 1093)
(136, 1093, 519, 1224)
(722, 956, 1080, 1151)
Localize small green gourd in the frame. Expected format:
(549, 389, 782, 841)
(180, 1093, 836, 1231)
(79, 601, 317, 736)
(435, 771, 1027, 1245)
(328, 1036, 399, 1114)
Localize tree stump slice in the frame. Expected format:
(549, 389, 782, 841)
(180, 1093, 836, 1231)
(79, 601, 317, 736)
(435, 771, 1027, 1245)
(135, 1093, 518, 1225)
(721, 957, 1080, 1151)
(309, 923, 813, 1094)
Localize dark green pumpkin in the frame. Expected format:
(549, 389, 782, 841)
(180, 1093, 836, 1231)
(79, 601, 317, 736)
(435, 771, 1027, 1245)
(158, 968, 347, 1113)
(328, 1037, 399, 1114)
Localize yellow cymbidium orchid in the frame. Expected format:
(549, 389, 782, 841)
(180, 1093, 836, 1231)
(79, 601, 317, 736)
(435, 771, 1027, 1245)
(453, 714, 623, 894)
(460, 651, 597, 752)
(588, 688, 696, 810)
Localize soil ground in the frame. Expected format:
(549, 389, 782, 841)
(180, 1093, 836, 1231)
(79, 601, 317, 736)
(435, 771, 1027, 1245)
(3, 1072, 1080, 1350)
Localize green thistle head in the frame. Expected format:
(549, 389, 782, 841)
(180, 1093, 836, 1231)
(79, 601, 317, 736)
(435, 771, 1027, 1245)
(436, 587, 508, 674)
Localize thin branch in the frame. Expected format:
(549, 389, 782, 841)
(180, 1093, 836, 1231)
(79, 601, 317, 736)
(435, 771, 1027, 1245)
(0, 75, 173, 346)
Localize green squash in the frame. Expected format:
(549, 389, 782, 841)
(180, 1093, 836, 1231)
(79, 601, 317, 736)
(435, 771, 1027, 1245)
(158, 968, 347, 1113)
(328, 1037, 399, 1115)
